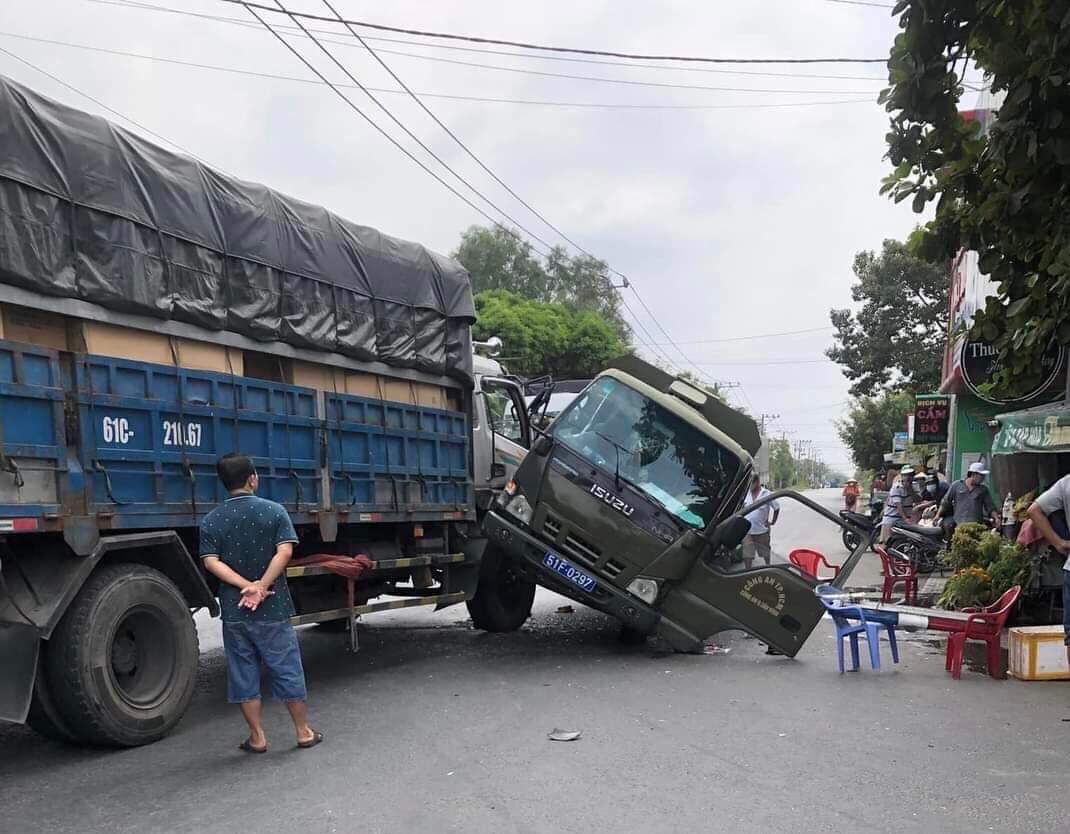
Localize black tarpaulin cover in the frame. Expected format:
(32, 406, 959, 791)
(0, 75, 475, 384)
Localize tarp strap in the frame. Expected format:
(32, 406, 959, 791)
(376, 376, 399, 513)
(169, 337, 197, 521)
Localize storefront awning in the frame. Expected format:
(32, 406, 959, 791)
(992, 401, 1070, 454)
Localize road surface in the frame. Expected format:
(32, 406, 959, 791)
(2, 490, 1067, 834)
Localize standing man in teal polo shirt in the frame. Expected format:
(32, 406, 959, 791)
(200, 453, 323, 753)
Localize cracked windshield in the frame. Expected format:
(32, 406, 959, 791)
(550, 377, 740, 527)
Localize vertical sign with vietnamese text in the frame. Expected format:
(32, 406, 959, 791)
(914, 394, 950, 445)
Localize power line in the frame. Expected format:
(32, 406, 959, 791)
(0, 43, 216, 168)
(649, 325, 834, 345)
(822, 0, 895, 7)
(690, 358, 835, 366)
(217, 0, 888, 64)
(312, 43, 885, 96)
(95, 0, 900, 81)
(0, 33, 878, 112)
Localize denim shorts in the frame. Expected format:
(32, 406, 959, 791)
(1063, 571, 1070, 647)
(222, 619, 308, 703)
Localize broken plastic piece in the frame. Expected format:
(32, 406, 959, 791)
(548, 729, 582, 742)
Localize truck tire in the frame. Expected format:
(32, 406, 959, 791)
(466, 546, 536, 632)
(27, 643, 86, 745)
(45, 563, 199, 747)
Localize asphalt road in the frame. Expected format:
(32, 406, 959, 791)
(3, 490, 1069, 834)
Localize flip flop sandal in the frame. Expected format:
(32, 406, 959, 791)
(297, 730, 324, 749)
(239, 739, 268, 754)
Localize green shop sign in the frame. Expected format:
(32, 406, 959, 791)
(993, 408, 1070, 454)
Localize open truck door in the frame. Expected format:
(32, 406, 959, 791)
(656, 491, 865, 655)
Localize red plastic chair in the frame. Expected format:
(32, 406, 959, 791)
(945, 585, 1022, 680)
(788, 549, 841, 582)
(875, 545, 918, 605)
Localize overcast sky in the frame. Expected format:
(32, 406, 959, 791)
(0, 0, 946, 472)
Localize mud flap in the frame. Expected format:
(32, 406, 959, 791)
(657, 561, 824, 657)
(439, 537, 485, 608)
(0, 623, 39, 724)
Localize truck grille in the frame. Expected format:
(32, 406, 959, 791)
(562, 532, 600, 567)
(604, 558, 625, 578)
(544, 515, 562, 540)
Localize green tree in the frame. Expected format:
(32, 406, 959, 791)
(836, 391, 914, 471)
(769, 438, 797, 489)
(473, 290, 626, 378)
(454, 226, 549, 300)
(880, 1, 1070, 397)
(454, 226, 629, 340)
(827, 239, 948, 397)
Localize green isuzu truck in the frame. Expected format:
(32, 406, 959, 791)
(479, 356, 852, 655)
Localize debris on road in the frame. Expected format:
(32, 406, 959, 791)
(556, 605, 575, 614)
(703, 643, 731, 655)
(548, 729, 582, 742)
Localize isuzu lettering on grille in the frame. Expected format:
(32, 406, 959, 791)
(589, 484, 635, 517)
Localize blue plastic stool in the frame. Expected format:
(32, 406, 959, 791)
(815, 585, 899, 672)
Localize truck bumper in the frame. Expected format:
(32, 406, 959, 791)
(483, 510, 660, 635)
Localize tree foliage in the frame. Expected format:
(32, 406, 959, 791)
(827, 239, 948, 397)
(881, 0, 1070, 396)
(473, 290, 626, 379)
(455, 225, 629, 340)
(836, 391, 914, 471)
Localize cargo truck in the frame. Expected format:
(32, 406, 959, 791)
(0, 76, 535, 746)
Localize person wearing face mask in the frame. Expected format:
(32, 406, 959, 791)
(926, 472, 949, 504)
(939, 462, 1000, 539)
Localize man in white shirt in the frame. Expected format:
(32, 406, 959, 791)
(742, 474, 780, 569)
(1026, 473, 1070, 666)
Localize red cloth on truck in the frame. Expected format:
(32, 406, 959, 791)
(290, 553, 373, 579)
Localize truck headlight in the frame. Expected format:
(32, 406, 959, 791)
(627, 577, 660, 605)
(503, 493, 533, 526)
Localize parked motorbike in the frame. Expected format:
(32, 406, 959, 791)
(840, 499, 882, 552)
(887, 506, 946, 573)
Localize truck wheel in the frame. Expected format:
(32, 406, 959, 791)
(45, 563, 199, 747)
(466, 546, 536, 632)
(26, 644, 85, 745)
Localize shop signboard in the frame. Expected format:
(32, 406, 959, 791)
(913, 394, 950, 444)
(961, 338, 1065, 405)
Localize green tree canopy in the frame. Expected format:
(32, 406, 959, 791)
(827, 239, 948, 397)
(473, 290, 626, 379)
(455, 225, 629, 340)
(836, 391, 914, 471)
(881, 0, 1070, 396)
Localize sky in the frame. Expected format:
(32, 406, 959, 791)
(0, 0, 939, 473)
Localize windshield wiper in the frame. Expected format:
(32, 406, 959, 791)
(595, 431, 632, 490)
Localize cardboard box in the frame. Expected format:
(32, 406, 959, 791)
(0, 304, 69, 351)
(1008, 626, 1070, 681)
(74, 321, 243, 375)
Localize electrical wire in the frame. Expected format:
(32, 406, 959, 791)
(649, 325, 835, 345)
(217, 0, 889, 64)
(95, 0, 932, 84)
(0, 43, 215, 168)
(0, 33, 879, 112)
(822, 0, 895, 7)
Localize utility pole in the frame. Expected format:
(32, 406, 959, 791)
(759, 413, 779, 432)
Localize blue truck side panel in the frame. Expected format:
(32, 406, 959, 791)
(0, 340, 471, 531)
(0, 341, 65, 517)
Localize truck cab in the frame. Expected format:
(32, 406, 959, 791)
(482, 356, 826, 654)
